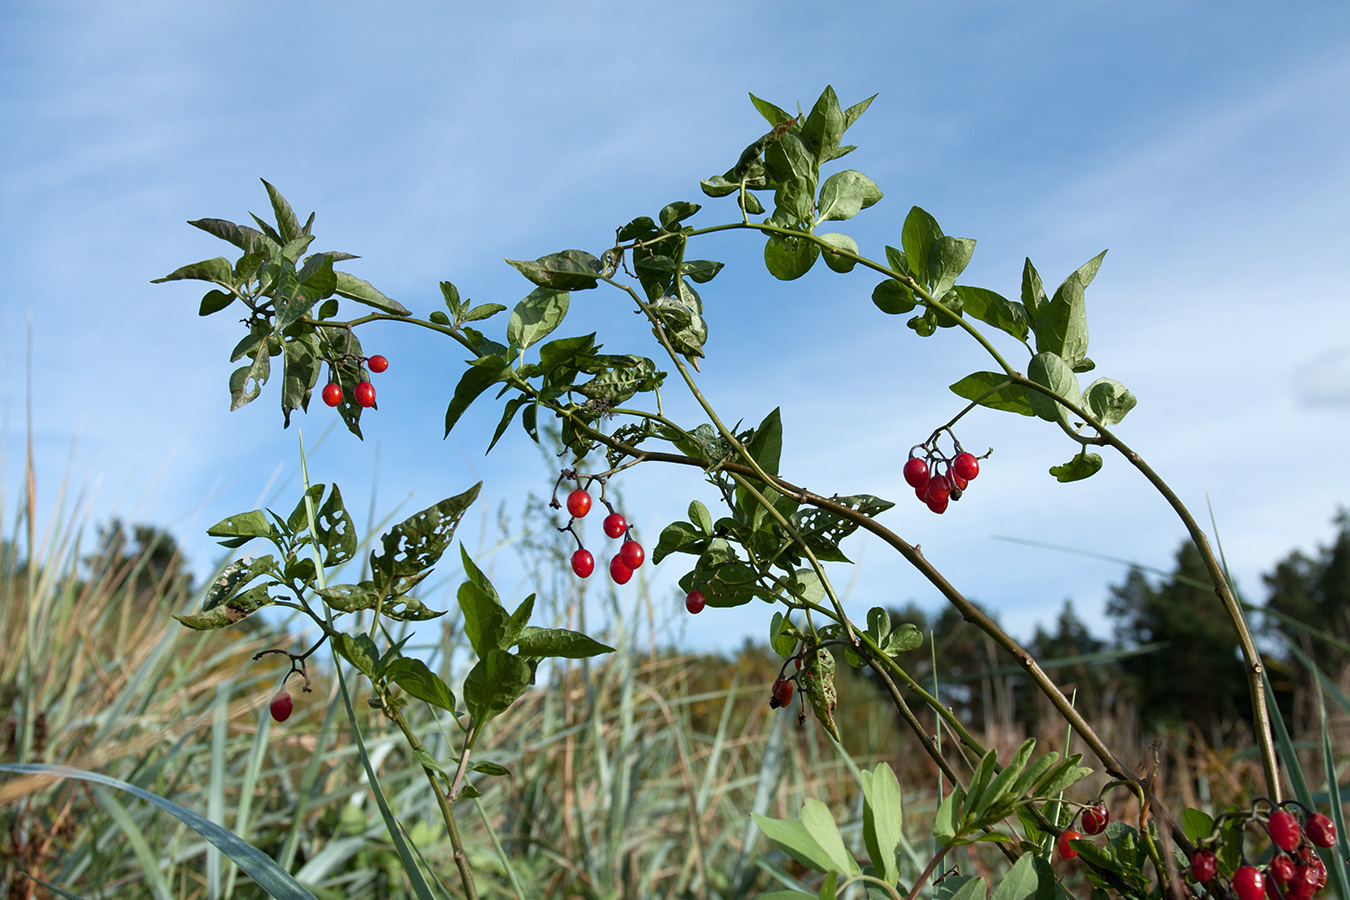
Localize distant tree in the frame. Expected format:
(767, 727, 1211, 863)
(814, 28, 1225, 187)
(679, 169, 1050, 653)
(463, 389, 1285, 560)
(1263, 510, 1350, 674)
(1027, 600, 1113, 722)
(1105, 542, 1251, 740)
(83, 519, 192, 600)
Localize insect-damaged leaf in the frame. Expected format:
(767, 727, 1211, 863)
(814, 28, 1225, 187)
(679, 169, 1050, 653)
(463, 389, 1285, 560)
(370, 483, 482, 593)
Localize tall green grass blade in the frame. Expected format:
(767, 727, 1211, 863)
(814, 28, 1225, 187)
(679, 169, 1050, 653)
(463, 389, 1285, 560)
(0, 763, 319, 899)
(90, 785, 174, 900)
(475, 795, 526, 899)
(1260, 671, 1314, 808)
(333, 665, 439, 900)
(1315, 677, 1349, 900)
(16, 874, 89, 900)
(209, 683, 229, 899)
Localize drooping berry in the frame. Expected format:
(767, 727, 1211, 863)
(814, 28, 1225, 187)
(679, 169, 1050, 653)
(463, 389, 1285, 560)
(322, 383, 343, 407)
(1233, 866, 1265, 900)
(367, 354, 388, 373)
(603, 512, 627, 539)
(566, 489, 592, 518)
(1056, 829, 1081, 860)
(769, 678, 794, 708)
(571, 548, 594, 578)
(1270, 809, 1302, 852)
(609, 555, 633, 585)
(1268, 854, 1296, 886)
(685, 589, 705, 614)
(354, 381, 376, 408)
(270, 690, 293, 723)
(1306, 812, 1336, 848)
(926, 493, 950, 514)
(618, 540, 644, 570)
(1190, 849, 1218, 882)
(1081, 803, 1109, 835)
(953, 452, 980, 481)
(925, 474, 952, 504)
(903, 457, 929, 489)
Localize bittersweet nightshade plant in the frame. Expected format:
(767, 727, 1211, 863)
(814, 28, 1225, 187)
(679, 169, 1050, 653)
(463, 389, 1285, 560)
(156, 85, 1321, 900)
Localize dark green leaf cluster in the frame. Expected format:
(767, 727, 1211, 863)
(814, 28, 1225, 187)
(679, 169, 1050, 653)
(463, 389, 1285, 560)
(702, 86, 880, 281)
(154, 181, 408, 438)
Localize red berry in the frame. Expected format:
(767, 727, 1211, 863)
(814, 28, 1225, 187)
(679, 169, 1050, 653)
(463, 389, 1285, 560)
(609, 555, 633, 584)
(354, 381, 376, 408)
(1233, 865, 1265, 900)
(618, 540, 644, 570)
(771, 679, 794, 708)
(367, 354, 388, 373)
(566, 489, 592, 518)
(926, 493, 949, 514)
(603, 512, 627, 539)
(1190, 849, 1218, 882)
(1269, 854, 1296, 885)
(951, 471, 969, 491)
(571, 548, 594, 578)
(1056, 829, 1081, 860)
(322, 383, 343, 406)
(914, 479, 930, 501)
(1306, 812, 1336, 848)
(270, 690, 293, 723)
(953, 452, 980, 481)
(1270, 809, 1302, 852)
(1082, 803, 1109, 835)
(926, 474, 951, 503)
(903, 457, 929, 489)
(685, 589, 705, 614)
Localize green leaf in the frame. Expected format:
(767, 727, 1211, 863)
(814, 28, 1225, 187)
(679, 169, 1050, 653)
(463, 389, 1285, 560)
(1035, 251, 1104, 366)
(659, 201, 702, 230)
(860, 763, 903, 886)
(769, 612, 799, 657)
(514, 626, 614, 658)
(817, 170, 882, 222)
(901, 207, 943, 289)
(153, 257, 234, 285)
(370, 484, 482, 595)
(817, 233, 859, 273)
(188, 217, 273, 253)
(680, 259, 724, 283)
(463, 649, 531, 728)
(201, 556, 273, 610)
(1050, 450, 1103, 483)
(1026, 352, 1081, 424)
(261, 180, 302, 242)
(386, 658, 457, 712)
(752, 803, 856, 877)
(207, 509, 278, 547)
(934, 785, 964, 844)
(1182, 808, 1214, 844)
(575, 355, 663, 405)
(314, 582, 380, 614)
(989, 852, 1040, 900)
(745, 407, 784, 476)
(174, 583, 272, 630)
(507, 287, 569, 351)
(332, 632, 382, 678)
(506, 250, 601, 291)
(280, 330, 321, 428)
(929, 236, 976, 297)
(842, 93, 877, 130)
(315, 483, 357, 566)
(457, 546, 507, 658)
(1022, 258, 1048, 322)
(334, 271, 410, 316)
(949, 372, 1034, 416)
(199, 289, 234, 316)
(653, 520, 705, 565)
(1083, 378, 1137, 425)
(936, 876, 985, 900)
(953, 286, 1029, 342)
(799, 85, 844, 163)
(444, 354, 510, 437)
(748, 92, 794, 127)
(297, 253, 337, 297)
(463, 302, 507, 323)
(872, 278, 916, 315)
(765, 134, 817, 224)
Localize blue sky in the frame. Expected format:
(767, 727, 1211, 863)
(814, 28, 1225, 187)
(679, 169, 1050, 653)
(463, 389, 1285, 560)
(2, 2, 1348, 651)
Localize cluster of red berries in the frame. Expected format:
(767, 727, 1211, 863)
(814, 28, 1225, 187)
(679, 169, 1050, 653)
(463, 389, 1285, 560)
(1055, 799, 1112, 861)
(321, 354, 388, 409)
(1188, 803, 1336, 900)
(903, 442, 982, 515)
(562, 487, 644, 585)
